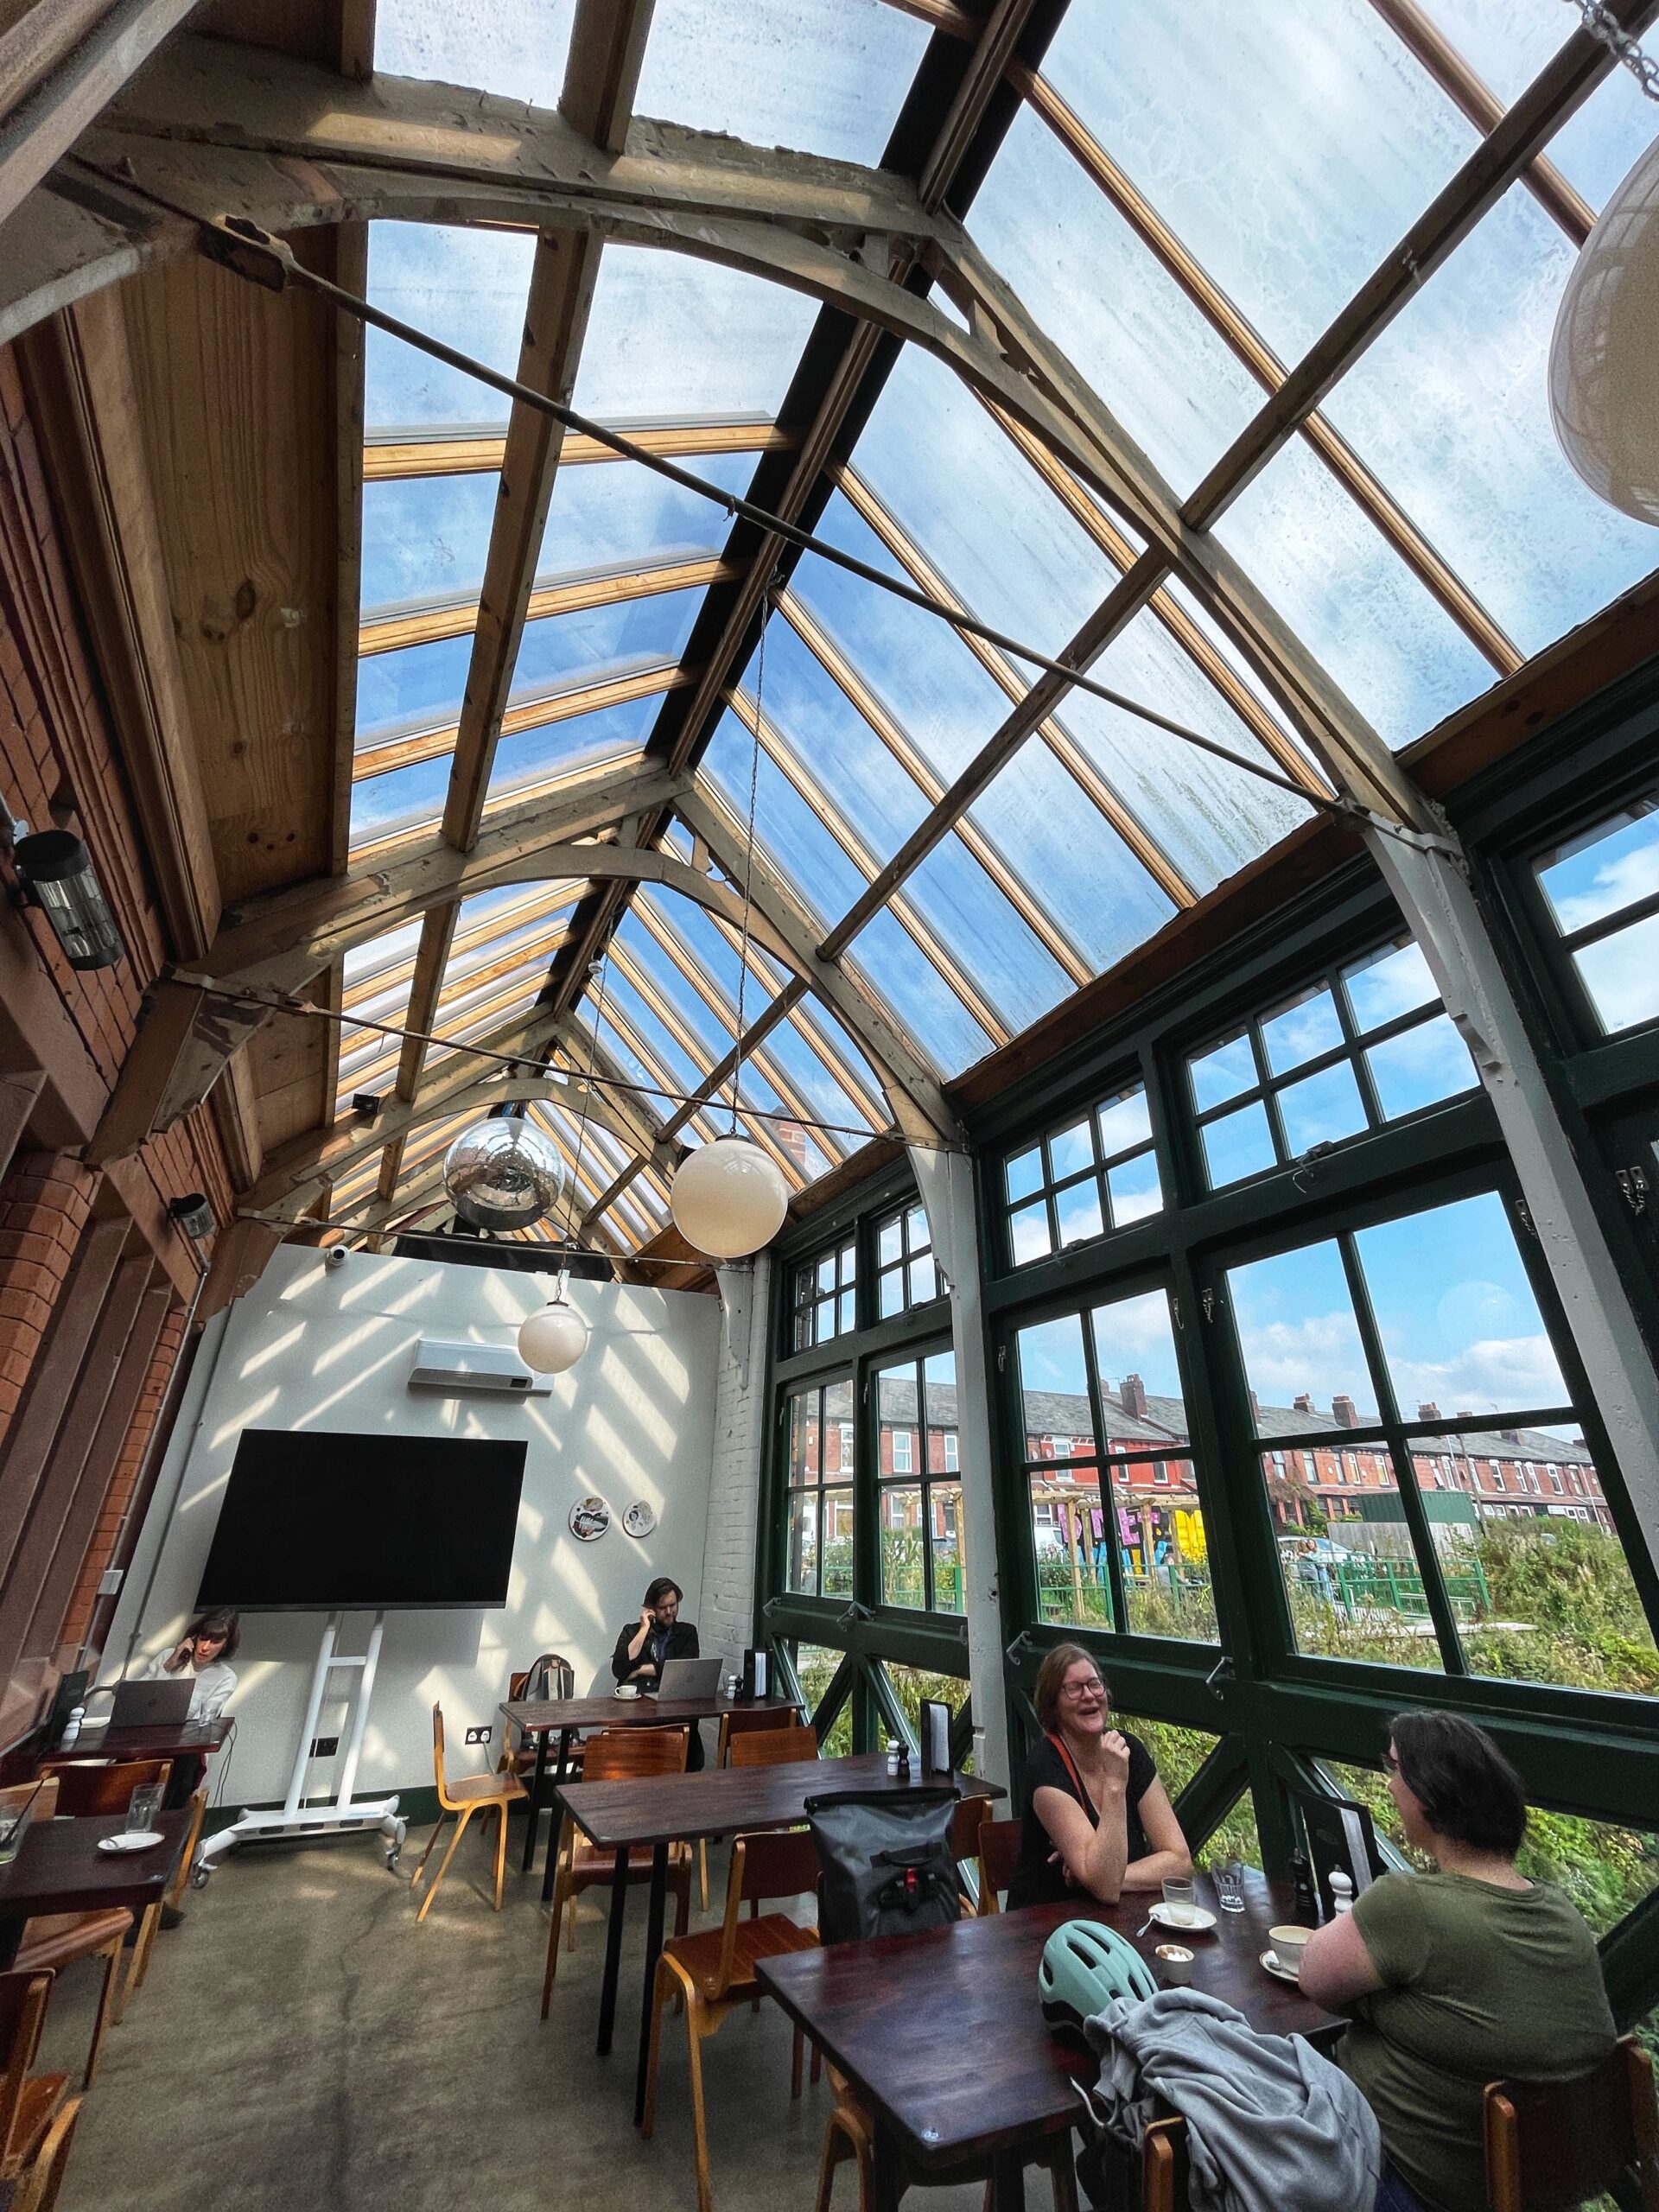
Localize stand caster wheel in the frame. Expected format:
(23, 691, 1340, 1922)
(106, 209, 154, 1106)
(385, 1847, 401, 1872)
(190, 1865, 211, 1891)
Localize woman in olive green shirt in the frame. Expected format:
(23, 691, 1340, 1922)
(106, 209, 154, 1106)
(1299, 1712, 1614, 2212)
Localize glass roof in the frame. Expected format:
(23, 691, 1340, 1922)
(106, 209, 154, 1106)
(332, 0, 1659, 1256)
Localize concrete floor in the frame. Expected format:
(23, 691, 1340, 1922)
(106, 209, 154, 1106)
(41, 1810, 1038, 2212)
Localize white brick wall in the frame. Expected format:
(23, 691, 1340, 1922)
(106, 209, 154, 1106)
(697, 1254, 772, 1665)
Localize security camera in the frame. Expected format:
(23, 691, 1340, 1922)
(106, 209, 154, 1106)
(324, 1246, 348, 1270)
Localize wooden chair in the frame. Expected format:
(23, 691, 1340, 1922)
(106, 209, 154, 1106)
(500, 1654, 579, 1779)
(1141, 2115, 1190, 2212)
(164, 1786, 209, 1914)
(715, 1706, 795, 1765)
(409, 1705, 526, 1923)
(542, 1727, 693, 2015)
(12, 2094, 82, 2212)
(36, 1758, 170, 1816)
(2, 1779, 130, 2087)
(815, 2063, 1078, 2212)
(726, 1725, 820, 1770)
(975, 1816, 1022, 1915)
(948, 1798, 988, 1913)
(0, 1972, 67, 2190)
(1484, 2035, 1659, 2211)
(643, 1828, 822, 2212)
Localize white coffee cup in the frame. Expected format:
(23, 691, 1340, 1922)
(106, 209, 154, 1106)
(613, 1683, 639, 1700)
(1268, 1923, 1313, 1974)
(1154, 1943, 1194, 1986)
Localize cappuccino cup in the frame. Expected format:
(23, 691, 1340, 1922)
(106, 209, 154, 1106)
(1154, 1943, 1194, 1986)
(613, 1683, 639, 1700)
(1268, 1923, 1313, 1975)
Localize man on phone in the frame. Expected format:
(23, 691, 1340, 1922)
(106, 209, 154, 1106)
(611, 1578, 704, 1769)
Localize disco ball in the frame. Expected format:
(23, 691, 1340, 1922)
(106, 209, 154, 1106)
(442, 1118, 565, 1233)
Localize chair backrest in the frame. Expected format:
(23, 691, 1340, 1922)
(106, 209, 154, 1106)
(734, 1827, 821, 1908)
(0, 1972, 53, 2166)
(0, 1780, 58, 1823)
(716, 1707, 796, 1764)
(976, 1815, 1022, 1914)
(14, 2091, 83, 2212)
(581, 1726, 689, 1782)
(1484, 2037, 1659, 2212)
(727, 1725, 819, 1770)
(509, 1654, 575, 1704)
(1141, 2114, 1191, 2212)
(947, 1796, 987, 1864)
(39, 1758, 170, 1819)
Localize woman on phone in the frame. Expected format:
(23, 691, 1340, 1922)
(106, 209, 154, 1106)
(1007, 1643, 1190, 1910)
(149, 1608, 240, 1726)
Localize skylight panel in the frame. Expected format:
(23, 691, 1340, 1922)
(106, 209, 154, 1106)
(1039, 0, 1474, 363)
(632, 0, 930, 164)
(1319, 182, 1656, 659)
(533, 451, 752, 581)
(374, 0, 575, 104)
(365, 225, 536, 435)
(1212, 431, 1497, 751)
(701, 711, 865, 930)
(483, 694, 661, 820)
(361, 474, 498, 620)
(844, 908, 992, 1078)
(570, 249, 817, 423)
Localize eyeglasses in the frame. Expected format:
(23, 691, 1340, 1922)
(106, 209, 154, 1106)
(1383, 1751, 1402, 1774)
(1060, 1679, 1106, 1700)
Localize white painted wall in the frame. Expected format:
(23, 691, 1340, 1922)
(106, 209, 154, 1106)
(104, 1245, 722, 1807)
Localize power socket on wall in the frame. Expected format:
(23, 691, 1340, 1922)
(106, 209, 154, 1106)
(465, 1726, 492, 1746)
(310, 1736, 340, 1758)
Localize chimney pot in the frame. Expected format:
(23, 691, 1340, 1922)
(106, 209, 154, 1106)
(1332, 1395, 1358, 1428)
(1417, 1402, 1440, 1422)
(1294, 1393, 1314, 1414)
(1120, 1372, 1147, 1421)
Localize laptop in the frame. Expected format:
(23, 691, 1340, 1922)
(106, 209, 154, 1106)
(653, 1656, 722, 1701)
(108, 1678, 195, 1730)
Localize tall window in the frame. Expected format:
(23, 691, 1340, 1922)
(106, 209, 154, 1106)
(1186, 936, 1477, 1192)
(1533, 796, 1659, 1039)
(1004, 1078, 1163, 1267)
(1014, 1287, 1217, 1643)
(784, 1378, 855, 1598)
(874, 1202, 938, 1316)
(791, 1238, 857, 1351)
(875, 1350, 963, 1615)
(1224, 1187, 1656, 1694)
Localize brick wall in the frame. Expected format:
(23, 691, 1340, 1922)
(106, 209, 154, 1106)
(0, 1149, 97, 1449)
(697, 1255, 772, 1665)
(60, 1301, 188, 1651)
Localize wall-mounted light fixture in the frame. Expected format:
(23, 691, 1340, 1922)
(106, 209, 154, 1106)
(352, 1092, 383, 1123)
(168, 1193, 216, 1243)
(7, 820, 124, 972)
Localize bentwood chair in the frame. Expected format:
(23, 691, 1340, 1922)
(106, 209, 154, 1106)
(974, 1816, 1022, 1916)
(12, 2094, 83, 2212)
(644, 1828, 822, 2212)
(815, 2068, 1079, 2212)
(410, 1705, 526, 1923)
(8, 1774, 149, 2085)
(715, 1706, 795, 1765)
(725, 1725, 820, 1770)
(0, 1971, 67, 2193)
(1483, 2036, 1659, 2210)
(947, 1798, 989, 1915)
(542, 1727, 693, 2014)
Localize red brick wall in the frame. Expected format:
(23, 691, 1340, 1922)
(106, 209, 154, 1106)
(0, 1149, 98, 1450)
(60, 1302, 188, 1652)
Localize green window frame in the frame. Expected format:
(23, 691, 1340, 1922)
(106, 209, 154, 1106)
(1002, 1074, 1164, 1269)
(789, 1236, 858, 1351)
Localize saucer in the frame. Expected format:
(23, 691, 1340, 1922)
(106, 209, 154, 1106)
(1259, 1948, 1301, 1984)
(98, 1831, 164, 1854)
(1149, 1902, 1217, 1932)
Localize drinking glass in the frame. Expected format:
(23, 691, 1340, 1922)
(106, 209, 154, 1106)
(1216, 1859, 1247, 1914)
(1161, 1874, 1197, 1925)
(126, 1783, 164, 1837)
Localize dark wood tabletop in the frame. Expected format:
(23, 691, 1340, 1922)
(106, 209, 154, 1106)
(758, 1868, 1343, 2177)
(42, 1718, 229, 1764)
(556, 1749, 1001, 1850)
(0, 1810, 188, 1966)
(499, 1691, 800, 1734)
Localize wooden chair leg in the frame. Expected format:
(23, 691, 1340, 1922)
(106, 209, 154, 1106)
(415, 1805, 473, 1923)
(166, 1789, 209, 1912)
(80, 1936, 125, 2086)
(409, 1811, 448, 1890)
(684, 2008, 714, 2212)
(491, 1800, 509, 1910)
(810, 2041, 823, 2085)
(816, 2102, 872, 2212)
(792, 2025, 804, 2100)
(543, 1859, 574, 2016)
(13, 2093, 81, 2212)
(642, 1954, 678, 2139)
(698, 1839, 709, 1913)
(121, 1902, 162, 2009)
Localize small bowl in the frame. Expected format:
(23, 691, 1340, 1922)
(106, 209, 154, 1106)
(1267, 1923, 1313, 1974)
(1154, 1943, 1194, 1986)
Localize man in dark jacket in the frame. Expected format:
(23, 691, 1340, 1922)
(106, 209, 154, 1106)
(611, 1577, 704, 1768)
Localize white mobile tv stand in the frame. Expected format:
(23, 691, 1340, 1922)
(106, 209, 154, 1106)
(194, 1611, 407, 1883)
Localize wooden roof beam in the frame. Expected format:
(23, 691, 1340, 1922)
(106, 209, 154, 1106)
(363, 554, 738, 659)
(363, 418, 798, 482)
(351, 662, 695, 785)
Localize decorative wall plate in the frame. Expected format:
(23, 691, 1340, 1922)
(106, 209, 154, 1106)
(569, 1496, 610, 1542)
(622, 1499, 657, 1539)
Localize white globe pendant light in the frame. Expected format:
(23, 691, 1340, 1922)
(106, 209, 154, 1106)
(671, 1135, 790, 1260)
(1550, 127, 1659, 522)
(518, 1281, 589, 1374)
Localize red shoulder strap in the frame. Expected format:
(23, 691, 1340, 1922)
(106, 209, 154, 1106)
(1046, 1732, 1092, 1808)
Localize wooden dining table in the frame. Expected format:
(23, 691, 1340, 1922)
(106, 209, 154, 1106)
(42, 1716, 230, 1766)
(553, 1752, 1004, 2123)
(0, 1810, 188, 1967)
(499, 1691, 802, 1890)
(759, 1867, 1344, 2209)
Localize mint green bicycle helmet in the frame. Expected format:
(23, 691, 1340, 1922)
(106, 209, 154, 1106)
(1038, 1918, 1158, 2032)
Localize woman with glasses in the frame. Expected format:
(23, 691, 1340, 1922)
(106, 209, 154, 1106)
(1006, 1642, 1191, 1910)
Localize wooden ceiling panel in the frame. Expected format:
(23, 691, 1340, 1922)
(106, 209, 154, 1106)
(246, 1003, 334, 1154)
(116, 232, 344, 904)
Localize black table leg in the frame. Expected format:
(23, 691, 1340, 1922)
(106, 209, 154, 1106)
(0, 1913, 23, 1970)
(633, 1841, 670, 2126)
(540, 1736, 572, 1905)
(988, 2147, 1024, 2210)
(870, 2124, 906, 2212)
(596, 1848, 631, 2056)
(521, 1728, 550, 1873)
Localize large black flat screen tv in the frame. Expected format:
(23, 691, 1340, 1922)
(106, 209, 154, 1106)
(195, 1429, 526, 1611)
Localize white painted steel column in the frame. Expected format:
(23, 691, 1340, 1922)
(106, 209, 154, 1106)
(911, 1145, 1011, 1792)
(1367, 823, 1659, 1584)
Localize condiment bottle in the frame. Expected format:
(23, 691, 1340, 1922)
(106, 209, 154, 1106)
(1330, 1867, 1355, 1916)
(57, 1706, 83, 1751)
(885, 1738, 900, 1777)
(1290, 1846, 1318, 1922)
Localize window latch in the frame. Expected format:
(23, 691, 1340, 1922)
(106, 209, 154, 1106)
(1616, 1164, 1650, 1217)
(996, 1344, 1007, 1374)
(1204, 1655, 1235, 1700)
(1201, 1288, 1217, 1324)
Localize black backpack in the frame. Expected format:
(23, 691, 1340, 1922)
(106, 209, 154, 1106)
(804, 1786, 963, 1943)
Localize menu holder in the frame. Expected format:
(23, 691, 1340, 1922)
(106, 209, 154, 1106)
(918, 1698, 952, 1777)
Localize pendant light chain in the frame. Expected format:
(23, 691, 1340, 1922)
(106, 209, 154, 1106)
(728, 603, 768, 1140)
(564, 931, 617, 1253)
(1560, 0, 1659, 97)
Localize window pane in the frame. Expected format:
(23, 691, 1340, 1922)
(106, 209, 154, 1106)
(1228, 1239, 1378, 1430)
(1190, 1033, 1257, 1112)
(908, 1253, 938, 1305)
(1536, 804, 1659, 934)
(931, 1481, 965, 1617)
(792, 1643, 852, 1757)
(1118, 1713, 1262, 1868)
(1276, 1060, 1369, 1155)
(821, 1490, 855, 1597)
(878, 1217, 902, 1268)
(906, 1205, 928, 1252)
(1574, 914, 1659, 1036)
(1030, 1474, 1113, 1630)
(815, 1298, 835, 1341)
(1200, 1099, 1277, 1188)
(1108, 1152, 1164, 1226)
(1261, 985, 1344, 1076)
(880, 1485, 925, 1609)
(1364, 1014, 1477, 1120)
(1050, 1121, 1095, 1180)
(1096, 1085, 1153, 1160)
(1354, 1192, 1567, 1418)
(879, 1268, 903, 1319)
(824, 1380, 854, 1475)
(1092, 1288, 1183, 1424)
(1007, 1145, 1044, 1204)
(1016, 1314, 1090, 1455)
(1342, 938, 1439, 1031)
(785, 1491, 819, 1595)
(1010, 1201, 1053, 1267)
(1265, 1454, 1444, 1672)
(788, 1390, 819, 1484)
(1117, 1469, 1218, 1643)
(1056, 1179, 1105, 1249)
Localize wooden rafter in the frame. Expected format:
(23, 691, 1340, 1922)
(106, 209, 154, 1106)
(350, 662, 695, 785)
(362, 418, 798, 482)
(359, 555, 738, 658)
(0, 0, 199, 226)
